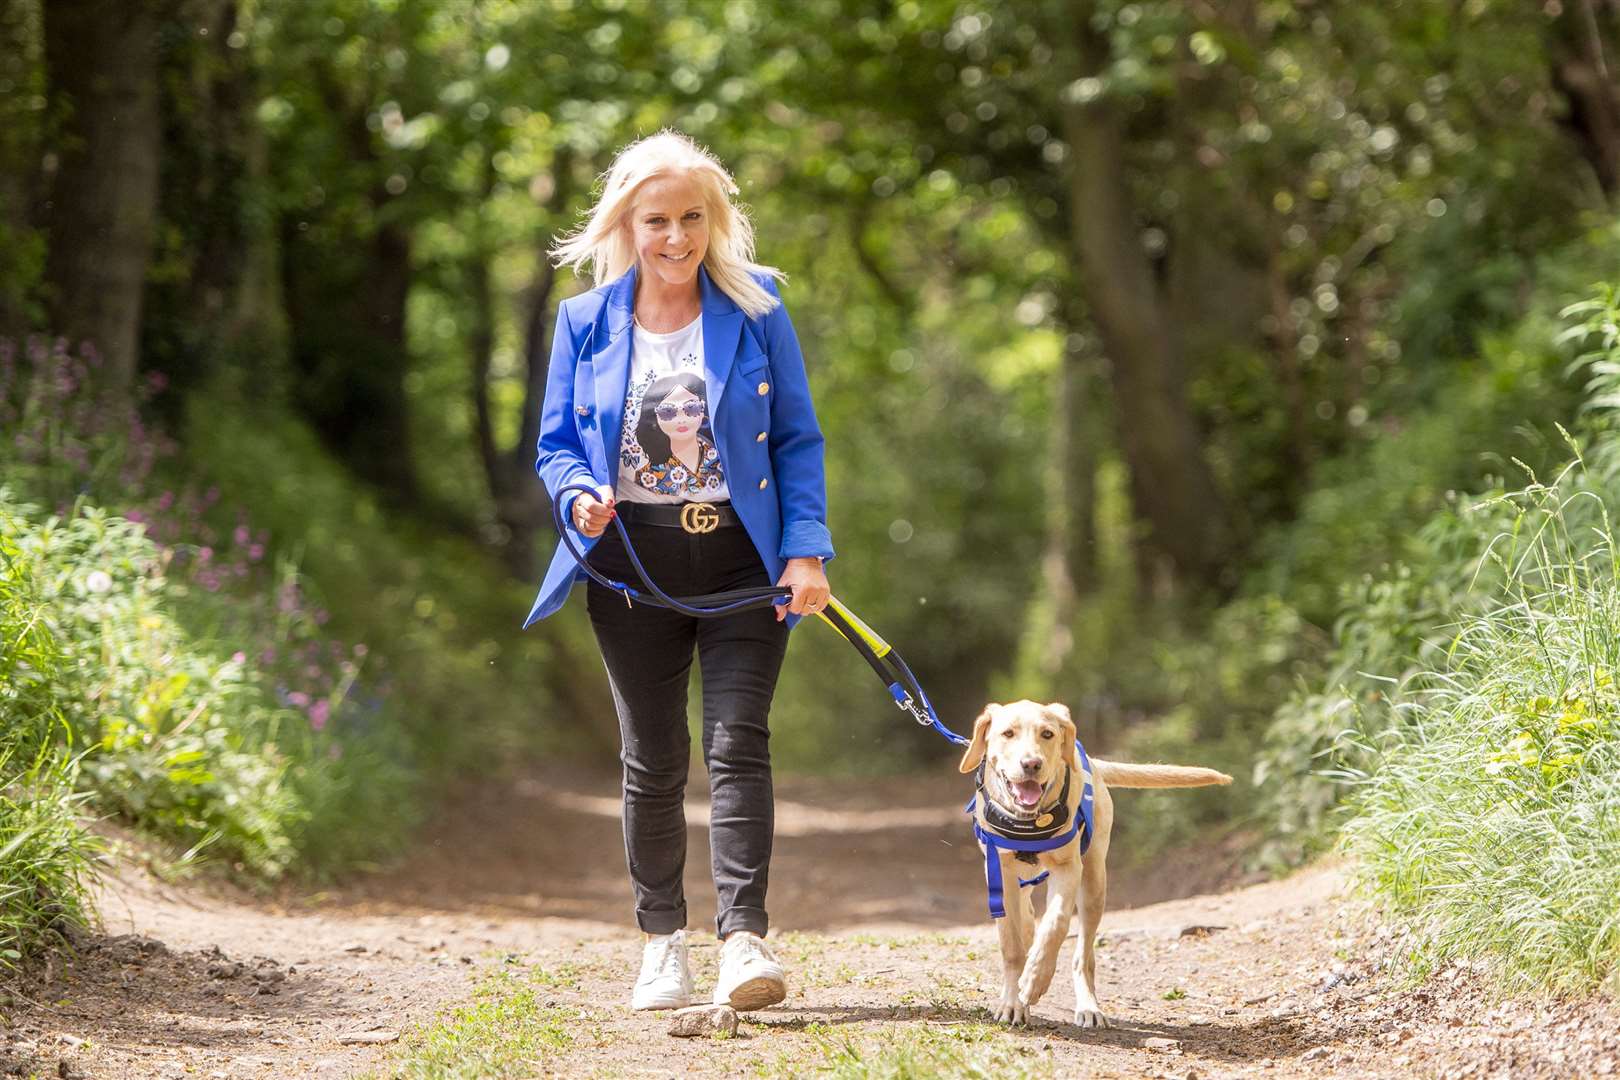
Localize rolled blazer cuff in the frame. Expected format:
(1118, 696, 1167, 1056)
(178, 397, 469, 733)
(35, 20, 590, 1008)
(779, 520, 835, 562)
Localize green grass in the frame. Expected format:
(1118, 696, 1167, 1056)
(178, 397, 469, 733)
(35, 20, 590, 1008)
(1340, 454, 1620, 995)
(0, 521, 103, 965)
(364, 967, 602, 1080)
(808, 1025, 1055, 1080)
(841, 932, 971, 950)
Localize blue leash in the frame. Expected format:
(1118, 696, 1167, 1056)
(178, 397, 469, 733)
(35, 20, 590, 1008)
(550, 483, 1095, 918)
(551, 482, 794, 618)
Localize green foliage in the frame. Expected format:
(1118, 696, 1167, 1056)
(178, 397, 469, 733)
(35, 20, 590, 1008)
(0, 0, 44, 327)
(1177, 282, 1620, 992)
(112, 0, 1620, 788)
(1341, 469, 1620, 994)
(764, 227, 1055, 769)
(367, 967, 591, 1080)
(8, 0, 1620, 900)
(1247, 259, 1620, 860)
(0, 524, 99, 965)
(809, 1025, 1053, 1080)
(3, 492, 280, 874)
(181, 378, 594, 783)
(0, 332, 436, 879)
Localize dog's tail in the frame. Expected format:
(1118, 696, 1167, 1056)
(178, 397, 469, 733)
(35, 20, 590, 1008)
(1092, 759, 1233, 788)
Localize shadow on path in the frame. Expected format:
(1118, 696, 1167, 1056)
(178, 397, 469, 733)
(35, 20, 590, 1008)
(329, 764, 1251, 932)
(756, 1002, 1313, 1063)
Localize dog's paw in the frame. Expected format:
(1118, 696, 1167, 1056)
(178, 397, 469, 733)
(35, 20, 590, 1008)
(1073, 1007, 1111, 1028)
(1017, 972, 1051, 1009)
(994, 998, 1029, 1026)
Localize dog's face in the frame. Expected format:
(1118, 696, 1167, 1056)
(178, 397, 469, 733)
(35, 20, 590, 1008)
(958, 700, 1079, 819)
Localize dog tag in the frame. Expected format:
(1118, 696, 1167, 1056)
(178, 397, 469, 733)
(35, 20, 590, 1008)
(1036, 813, 1054, 828)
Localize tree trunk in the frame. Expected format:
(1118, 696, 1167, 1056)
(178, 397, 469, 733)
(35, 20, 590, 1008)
(1060, 3, 1232, 589)
(1036, 331, 1102, 678)
(41, 0, 163, 392)
(141, 0, 269, 423)
(514, 253, 558, 498)
(281, 209, 418, 505)
(1550, 0, 1620, 198)
(471, 150, 579, 579)
(278, 65, 418, 506)
(1265, 236, 1312, 500)
(479, 253, 558, 579)
(469, 149, 500, 496)
(0, 0, 43, 337)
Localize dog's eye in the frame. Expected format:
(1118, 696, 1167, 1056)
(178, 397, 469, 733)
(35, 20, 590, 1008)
(1040, 730, 1054, 739)
(999, 729, 1015, 739)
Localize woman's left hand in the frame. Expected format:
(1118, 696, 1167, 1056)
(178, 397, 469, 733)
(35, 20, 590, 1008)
(777, 557, 829, 621)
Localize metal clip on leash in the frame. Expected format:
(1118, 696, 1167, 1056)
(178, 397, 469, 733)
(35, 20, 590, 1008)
(811, 597, 967, 748)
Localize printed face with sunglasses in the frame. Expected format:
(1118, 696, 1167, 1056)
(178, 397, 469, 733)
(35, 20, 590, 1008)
(624, 369, 725, 498)
(653, 387, 706, 440)
(654, 396, 706, 424)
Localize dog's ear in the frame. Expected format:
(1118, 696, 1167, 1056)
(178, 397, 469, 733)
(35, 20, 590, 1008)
(1047, 702, 1079, 770)
(958, 706, 996, 774)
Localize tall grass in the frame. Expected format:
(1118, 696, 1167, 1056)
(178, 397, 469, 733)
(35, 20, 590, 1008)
(0, 527, 100, 964)
(1339, 286, 1620, 994)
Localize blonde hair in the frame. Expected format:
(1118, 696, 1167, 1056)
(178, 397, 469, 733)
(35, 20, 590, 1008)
(550, 130, 783, 319)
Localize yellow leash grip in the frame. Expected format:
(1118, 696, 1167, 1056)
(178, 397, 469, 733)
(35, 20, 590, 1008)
(816, 596, 892, 658)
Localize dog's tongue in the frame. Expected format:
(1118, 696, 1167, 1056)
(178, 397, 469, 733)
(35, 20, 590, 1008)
(1014, 780, 1044, 807)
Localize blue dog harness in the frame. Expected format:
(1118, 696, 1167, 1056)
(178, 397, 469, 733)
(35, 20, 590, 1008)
(965, 743, 1096, 919)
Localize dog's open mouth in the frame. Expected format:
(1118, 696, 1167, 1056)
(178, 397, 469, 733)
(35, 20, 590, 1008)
(1011, 779, 1045, 808)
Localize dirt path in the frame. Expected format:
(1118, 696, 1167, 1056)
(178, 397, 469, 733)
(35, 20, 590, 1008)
(2, 767, 1616, 1078)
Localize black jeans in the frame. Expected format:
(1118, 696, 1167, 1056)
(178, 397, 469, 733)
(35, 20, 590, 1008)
(585, 517, 789, 938)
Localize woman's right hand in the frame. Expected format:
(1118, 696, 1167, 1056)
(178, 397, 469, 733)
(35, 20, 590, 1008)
(572, 484, 617, 537)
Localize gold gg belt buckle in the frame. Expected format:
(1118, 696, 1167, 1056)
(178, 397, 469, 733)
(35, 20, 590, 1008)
(680, 502, 720, 534)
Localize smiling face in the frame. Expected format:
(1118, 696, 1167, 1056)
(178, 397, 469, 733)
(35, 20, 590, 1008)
(655, 385, 704, 439)
(958, 700, 1080, 819)
(626, 171, 709, 290)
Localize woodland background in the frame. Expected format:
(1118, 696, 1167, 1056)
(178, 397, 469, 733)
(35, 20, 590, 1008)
(4, 0, 1620, 992)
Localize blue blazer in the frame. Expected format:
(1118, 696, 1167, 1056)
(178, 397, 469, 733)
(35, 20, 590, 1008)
(523, 263, 835, 629)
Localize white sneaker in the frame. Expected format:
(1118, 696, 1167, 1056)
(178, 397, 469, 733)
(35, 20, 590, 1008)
(631, 930, 692, 1011)
(713, 931, 787, 1011)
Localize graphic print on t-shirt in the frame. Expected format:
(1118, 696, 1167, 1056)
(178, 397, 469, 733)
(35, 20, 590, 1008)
(619, 355, 727, 499)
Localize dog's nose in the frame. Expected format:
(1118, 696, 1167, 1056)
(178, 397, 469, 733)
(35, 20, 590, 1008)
(1020, 757, 1043, 777)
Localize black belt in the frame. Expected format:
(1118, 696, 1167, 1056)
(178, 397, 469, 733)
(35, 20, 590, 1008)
(614, 500, 741, 533)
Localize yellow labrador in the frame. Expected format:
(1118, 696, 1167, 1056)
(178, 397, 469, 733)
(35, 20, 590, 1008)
(960, 699, 1232, 1028)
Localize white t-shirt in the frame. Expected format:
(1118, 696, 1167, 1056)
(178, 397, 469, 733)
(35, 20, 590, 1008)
(615, 314, 731, 505)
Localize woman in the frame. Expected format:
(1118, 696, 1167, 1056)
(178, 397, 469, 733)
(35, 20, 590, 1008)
(524, 130, 834, 1013)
